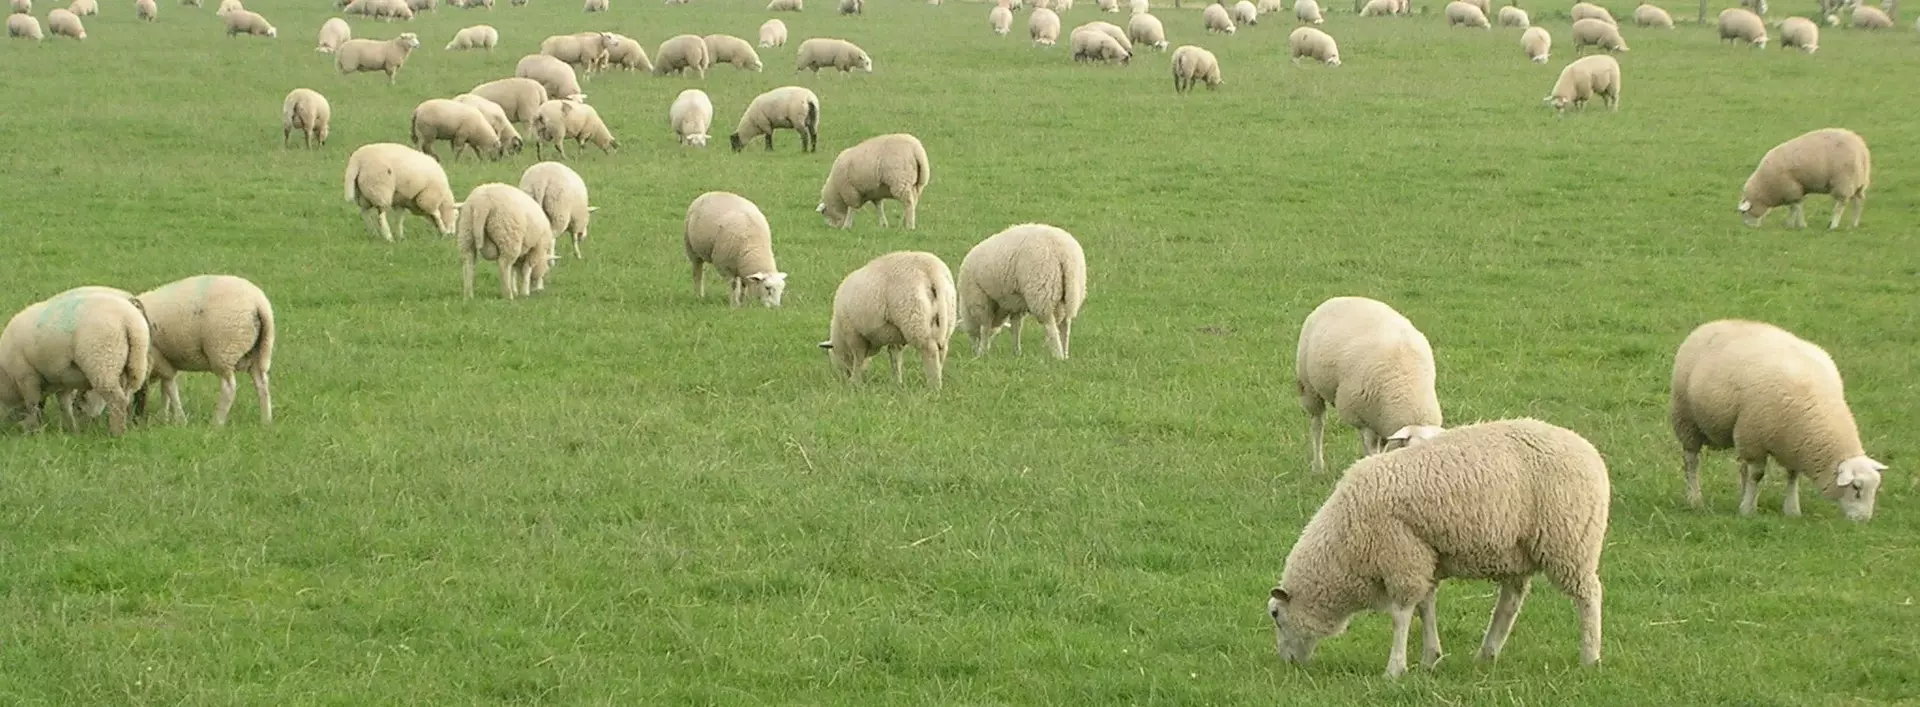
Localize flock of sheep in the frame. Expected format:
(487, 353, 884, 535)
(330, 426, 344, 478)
(0, 0, 1901, 682)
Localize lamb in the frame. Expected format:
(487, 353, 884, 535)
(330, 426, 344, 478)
(795, 36, 873, 72)
(1295, 0, 1322, 23)
(1632, 3, 1671, 26)
(68, 0, 94, 15)
(669, 88, 714, 146)
(990, 4, 1013, 33)
(541, 31, 615, 73)
(1170, 44, 1222, 92)
(316, 17, 350, 52)
(1737, 127, 1870, 229)
(683, 191, 788, 308)
(223, 9, 274, 37)
(1496, 5, 1527, 25)
(1521, 25, 1550, 62)
(411, 98, 505, 162)
(729, 85, 820, 152)
(1445, 1, 1490, 27)
(1717, 7, 1766, 46)
(1571, 18, 1629, 53)
(1030, 7, 1060, 44)
(955, 223, 1087, 359)
(1203, 3, 1235, 32)
(818, 251, 957, 390)
(604, 34, 652, 73)
(1071, 26, 1131, 62)
(1780, 15, 1818, 51)
(1851, 5, 1893, 27)
(135, 0, 156, 21)
(124, 275, 274, 426)
(1127, 11, 1167, 49)
(454, 93, 524, 155)
(1267, 418, 1609, 678)
(1288, 26, 1340, 65)
(766, 0, 800, 9)
(470, 77, 551, 126)
(281, 88, 331, 149)
(0, 289, 151, 436)
(519, 161, 597, 259)
(1361, 0, 1396, 16)
(760, 18, 788, 46)
(1570, 1, 1615, 23)
(704, 33, 764, 70)
(343, 142, 459, 241)
(517, 54, 587, 102)
(444, 24, 496, 50)
(1231, 0, 1257, 24)
(456, 183, 557, 300)
(335, 33, 421, 83)
(6, 13, 40, 39)
(838, 0, 860, 13)
(817, 133, 931, 230)
(529, 99, 618, 159)
(584, 0, 605, 10)
(1671, 320, 1885, 521)
(1543, 53, 1620, 113)
(653, 33, 712, 77)
(1294, 296, 1442, 475)
(46, 8, 82, 38)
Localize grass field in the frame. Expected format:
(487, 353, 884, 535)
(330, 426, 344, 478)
(2, 0, 1919, 703)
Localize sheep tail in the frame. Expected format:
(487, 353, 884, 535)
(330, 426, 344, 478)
(123, 297, 151, 395)
(804, 98, 819, 138)
(248, 296, 277, 376)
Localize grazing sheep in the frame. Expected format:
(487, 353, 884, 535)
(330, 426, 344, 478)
(412, 98, 505, 162)
(704, 33, 764, 70)
(1231, 0, 1257, 23)
(1030, 6, 1060, 43)
(335, 33, 420, 83)
(955, 223, 1087, 359)
(406, 0, 434, 12)
(1571, 18, 1628, 52)
(1268, 418, 1609, 677)
(1097, 0, 1116, 10)
(529, 99, 617, 159)
(670, 88, 713, 146)
(0, 289, 151, 437)
(316, 17, 350, 52)
(1071, 26, 1131, 62)
(224, 9, 274, 37)
(1127, 11, 1167, 48)
(1544, 53, 1620, 112)
(584, 0, 605, 10)
(8, 0, 29, 13)
(838, 0, 860, 13)
(1295, 0, 1323, 23)
(1780, 15, 1818, 50)
(68, 0, 95, 15)
(766, 0, 800, 9)
(1289, 26, 1340, 65)
(1170, 44, 1222, 92)
(445, 24, 496, 50)
(470, 77, 550, 126)
(818, 133, 930, 230)
(604, 32, 652, 71)
(1521, 25, 1550, 62)
(1851, 5, 1893, 27)
(1132, 0, 1149, 11)
(1718, 7, 1767, 46)
(281, 88, 331, 149)
(1361, 0, 1396, 15)
(1671, 320, 1886, 521)
(1203, 2, 1235, 32)
(819, 251, 957, 389)
(683, 191, 787, 308)
(130, 275, 274, 426)
(1295, 296, 1442, 475)
(453, 93, 523, 155)
(1737, 127, 1870, 229)
(990, 4, 1012, 33)
(343, 142, 459, 241)
(1632, 3, 1671, 26)
(1461, 0, 1488, 13)
(1496, 5, 1527, 25)
(1445, 1, 1490, 27)
(46, 8, 82, 38)
(1571, 1, 1615, 23)
(729, 85, 819, 152)
(1076, 19, 1132, 51)
(796, 36, 873, 72)
(135, 0, 156, 20)
(654, 33, 712, 77)
(6, 13, 40, 39)
(517, 54, 587, 102)
(1255, 0, 1279, 9)
(760, 18, 788, 46)
(541, 31, 615, 73)
(214, 0, 238, 14)
(519, 161, 596, 259)
(456, 184, 557, 300)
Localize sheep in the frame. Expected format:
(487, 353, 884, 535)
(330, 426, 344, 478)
(796, 36, 872, 72)
(135, 0, 155, 20)
(704, 33, 764, 70)
(541, 31, 615, 73)
(955, 223, 1086, 359)
(281, 88, 331, 149)
(1570, 1, 1614, 23)
(1076, 19, 1132, 52)
(1737, 127, 1870, 229)
(1131, 0, 1149, 11)
(224, 9, 274, 37)
(517, 54, 587, 102)
(1288, 26, 1340, 65)
(654, 33, 712, 77)
(358, 0, 413, 21)
(1495, 4, 1527, 24)
(1671, 320, 1885, 521)
(444, 24, 496, 50)
(1717, 7, 1767, 46)
(470, 77, 550, 126)
(412, 98, 505, 162)
(456, 184, 557, 300)
(529, 99, 618, 159)
(1521, 25, 1550, 62)
(819, 251, 957, 390)
(1030, 7, 1060, 43)
(68, 0, 94, 15)
(1255, 0, 1279, 9)
(1632, 3, 1671, 26)
(760, 18, 788, 45)
(1267, 418, 1609, 678)
(1203, 3, 1235, 32)
(214, 0, 238, 14)
(316, 17, 350, 52)
(729, 85, 819, 152)
(343, 142, 459, 242)
(1738, 0, 1765, 13)
(1294, 296, 1442, 475)
(46, 8, 82, 38)
(1445, 1, 1490, 27)
(583, 0, 605, 10)
(818, 133, 930, 230)
(1571, 18, 1628, 52)
(1231, 0, 1257, 23)
(1851, 5, 1893, 27)
(406, 0, 434, 12)
(7, 0, 29, 13)
(1097, 0, 1116, 10)
(605, 33, 652, 71)
(1780, 15, 1818, 51)
(1071, 26, 1132, 62)
(335, 33, 420, 83)
(6, 13, 40, 39)
(766, 0, 800, 9)
(670, 88, 714, 146)
(1461, 0, 1488, 14)
(1295, 0, 1322, 23)
(683, 191, 788, 308)
(1544, 53, 1620, 113)
(1361, 0, 1396, 16)
(1127, 11, 1167, 49)
(0, 289, 151, 437)
(519, 161, 596, 259)
(838, 0, 860, 13)
(990, 4, 1013, 33)
(1170, 44, 1222, 92)
(126, 275, 274, 426)
(453, 93, 524, 155)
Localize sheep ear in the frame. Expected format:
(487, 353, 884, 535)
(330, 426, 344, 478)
(816, 340, 833, 349)
(452, 201, 466, 209)
(1270, 587, 1289, 603)
(745, 273, 767, 283)
(1870, 459, 1888, 472)
(1836, 466, 1856, 488)
(1737, 199, 1751, 212)
(587, 206, 599, 212)
(815, 203, 826, 213)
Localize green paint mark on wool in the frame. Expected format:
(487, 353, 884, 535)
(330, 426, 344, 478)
(34, 296, 83, 334)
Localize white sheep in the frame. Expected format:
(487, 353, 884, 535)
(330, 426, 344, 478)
(1851, 5, 1893, 27)
(605, 33, 652, 71)
(456, 183, 557, 300)
(1096, 0, 1116, 11)
(131, 275, 275, 426)
(529, 99, 618, 159)
(1461, 0, 1488, 14)
(541, 31, 614, 73)
(214, 0, 238, 14)
(1294, 296, 1442, 475)
(1780, 15, 1818, 51)
(760, 18, 788, 46)
(45, 8, 83, 38)
(223, 9, 274, 37)
(1359, 0, 1393, 15)
(6, 13, 41, 39)
(955, 223, 1086, 359)
(1288, 26, 1339, 65)
(454, 93, 524, 155)
(1445, 1, 1490, 27)
(1231, 0, 1257, 24)
(1571, 17, 1629, 53)
(818, 133, 930, 230)
(669, 88, 714, 146)
(583, 0, 605, 10)
(704, 33, 764, 70)
(1496, 4, 1527, 25)
(1255, 0, 1279, 10)
(766, 0, 800, 9)
(654, 33, 712, 77)
(990, 4, 1013, 33)
(281, 88, 331, 149)
(517, 53, 587, 102)
(1671, 319, 1886, 521)
(683, 191, 788, 308)
(135, 0, 156, 21)
(0, 289, 151, 436)
(470, 77, 550, 126)
(1717, 7, 1767, 46)
(796, 36, 873, 72)
(445, 24, 496, 50)
(519, 161, 596, 259)
(1521, 25, 1550, 62)
(343, 142, 459, 241)
(1737, 127, 1870, 229)
(335, 33, 421, 84)
(1071, 26, 1131, 62)
(1267, 418, 1609, 678)
(819, 251, 957, 389)
(68, 0, 95, 15)
(1030, 6, 1060, 44)
(1203, 2, 1235, 32)
(1127, 11, 1167, 49)
(316, 17, 350, 52)
(1170, 44, 1222, 92)
(1544, 53, 1620, 113)
(729, 85, 819, 152)
(8, 0, 30, 13)
(1571, 1, 1614, 23)
(838, 0, 860, 13)
(1294, 0, 1322, 23)
(1632, 3, 1671, 27)
(411, 98, 505, 161)
(1075, 19, 1132, 52)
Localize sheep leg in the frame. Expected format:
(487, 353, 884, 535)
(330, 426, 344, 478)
(875, 202, 890, 228)
(283, 126, 292, 148)
(1304, 406, 1327, 475)
(1738, 458, 1765, 516)
(16, 378, 44, 433)
(1849, 191, 1865, 228)
(520, 261, 534, 297)
(920, 344, 943, 389)
(1041, 316, 1065, 360)
(691, 259, 706, 297)
(252, 365, 272, 424)
(164, 375, 186, 422)
(498, 259, 516, 299)
(359, 207, 382, 240)
(1828, 196, 1847, 230)
(1360, 426, 1383, 455)
(764, 134, 774, 151)
(1782, 470, 1802, 516)
(99, 388, 130, 437)
(887, 346, 904, 384)
(378, 210, 396, 242)
(1787, 202, 1806, 229)
(212, 370, 238, 426)
(1060, 316, 1072, 358)
(386, 68, 398, 85)
(1382, 602, 1417, 678)
(57, 390, 82, 432)
(903, 194, 917, 230)
(1682, 447, 1703, 508)
(1560, 570, 1604, 666)
(1007, 315, 1025, 355)
(728, 277, 744, 308)
(1419, 587, 1442, 669)
(572, 233, 584, 259)
(1477, 576, 1532, 661)
(461, 250, 477, 299)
